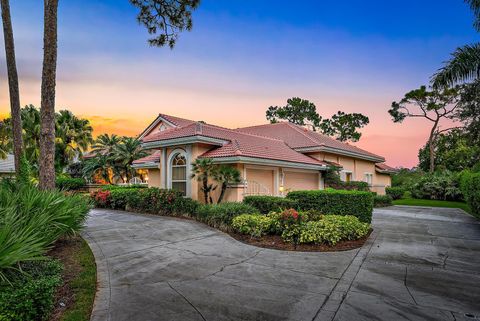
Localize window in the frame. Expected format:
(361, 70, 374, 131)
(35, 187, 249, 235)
(364, 173, 373, 185)
(346, 172, 352, 182)
(171, 153, 187, 195)
(158, 124, 167, 131)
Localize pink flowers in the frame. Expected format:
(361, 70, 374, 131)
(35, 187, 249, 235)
(280, 208, 300, 222)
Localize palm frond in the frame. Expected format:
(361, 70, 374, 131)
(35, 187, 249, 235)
(432, 43, 480, 88)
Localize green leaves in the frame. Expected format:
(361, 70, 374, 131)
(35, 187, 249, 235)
(266, 97, 370, 141)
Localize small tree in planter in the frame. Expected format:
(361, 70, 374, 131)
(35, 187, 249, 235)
(214, 166, 242, 204)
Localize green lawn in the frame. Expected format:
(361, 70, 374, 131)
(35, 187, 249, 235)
(60, 238, 97, 321)
(393, 198, 471, 214)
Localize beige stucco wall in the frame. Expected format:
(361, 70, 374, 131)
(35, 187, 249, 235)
(308, 152, 391, 194)
(283, 170, 319, 192)
(147, 168, 161, 187)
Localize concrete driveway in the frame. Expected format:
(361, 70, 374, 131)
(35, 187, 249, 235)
(84, 206, 480, 321)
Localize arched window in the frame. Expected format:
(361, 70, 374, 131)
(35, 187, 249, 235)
(171, 153, 187, 195)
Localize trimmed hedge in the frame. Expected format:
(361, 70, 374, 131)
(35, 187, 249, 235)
(286, 189, 374, 223)
(460, 172, 480, 217)
(55, 177, 86, 191)
(91, 187, 199, 216)
(385, 187, 405, 200)
(243, 196, 298, 214)
(374, 195, 393, 207)
(0, 260, 63, 321)
(196, 202, 257, 228)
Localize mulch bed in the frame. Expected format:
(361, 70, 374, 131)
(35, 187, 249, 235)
(47, 237, 84, 321)
(227, 229, 372, 252)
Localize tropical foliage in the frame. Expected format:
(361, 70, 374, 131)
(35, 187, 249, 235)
(1, 105, 93, 175)
(83, 135, 147, 184)
(190, 159, 243, 204)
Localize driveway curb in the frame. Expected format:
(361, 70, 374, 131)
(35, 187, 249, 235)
(82, 231, 111, 321)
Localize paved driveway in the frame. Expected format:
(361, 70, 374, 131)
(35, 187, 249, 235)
(84, 206, 480, 321)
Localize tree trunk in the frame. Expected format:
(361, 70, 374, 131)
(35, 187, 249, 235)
(217, 183, 227, 204)
(39, 0, 58, 190)
(1, 0, 23, 173)
(202, 176, 209, 204)
(428, 121, 439, 173)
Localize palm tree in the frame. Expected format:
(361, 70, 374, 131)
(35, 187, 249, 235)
(20, 105, 41, 167)
(1, 0, 23, 174)
(191, 158, 217, 204)
(432, 1, 480, 88)
(39, 0, 59, 190)
(112, 137, 147, 182)
(55, 110, 93, 170)
(214, 165, 242, 204)
(82, 154, 113, 184)
(0, 121, 11, 159)
(91, 134, 121, 156)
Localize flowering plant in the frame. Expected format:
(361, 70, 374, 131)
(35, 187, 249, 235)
(91, 190, 111, 207)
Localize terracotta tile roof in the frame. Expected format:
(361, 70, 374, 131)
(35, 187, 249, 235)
(158, 113, 196, 127)
(132, 150, 161, 164)
(142, 121, 327, 167)
(375, 163, 397, 173)
(237, 122, 385, 161)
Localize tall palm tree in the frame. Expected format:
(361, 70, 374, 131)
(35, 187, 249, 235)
(39, 0, 59, 190)
(112, 137, 147, 182)
(1, 0, 23, 174)
(432, 0, 480, 88)
(91, 134, 121, 156)
(214, 165, 242, 204)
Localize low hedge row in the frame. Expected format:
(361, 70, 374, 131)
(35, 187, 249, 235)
(460, 172, 480, 217)
(286, 189, 374, 223)
(385, 187, 405, 200)
(55, 177, 86, 191)
(374, 195, 393, 207)
(243, 196, 298, 214)
(91, 187, 199, 216)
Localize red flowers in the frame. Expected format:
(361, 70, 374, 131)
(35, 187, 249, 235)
(91, 190, 111, 207)
(280, 208, 300, 222)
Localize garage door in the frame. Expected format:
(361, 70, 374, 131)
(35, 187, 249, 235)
(245, 168, 274, 195)
(284, 171, 318, 191)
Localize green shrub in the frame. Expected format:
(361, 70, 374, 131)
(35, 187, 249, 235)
(287, 189, 374, 223)
(232, 214, 273, 237)
(460, 171, 480, 217)
(385, 187, 405, 200)
(374, 195, 393, 207)
(299, 215, 370, 245)
(243, 196, 298, 214)
(55, 177, 86, 191)
(410, 171, 463, 201)
(196, 202, 257, 228)
(0, 260, 63, 321)
(91, 187, 200, 216)
(0, 184, 90, 281)
(100, 184, 146, 191)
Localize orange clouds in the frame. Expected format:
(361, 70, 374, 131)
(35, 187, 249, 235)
(81, 115, 151, 137)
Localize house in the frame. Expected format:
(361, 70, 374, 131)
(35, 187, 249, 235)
(0, 154, 15, 177)
(132, 114, 395, 202)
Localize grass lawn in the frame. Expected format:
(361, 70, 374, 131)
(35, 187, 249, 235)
(393, 198, 471, 214)
(49, 237, 97, 321)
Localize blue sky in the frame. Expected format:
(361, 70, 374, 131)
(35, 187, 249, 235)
(0, 0, 476, 166)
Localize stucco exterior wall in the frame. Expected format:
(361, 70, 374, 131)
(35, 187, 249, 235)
(283, 170, 319, 192)
(308, 151, 391, 194)
(147, 168, 161, 187)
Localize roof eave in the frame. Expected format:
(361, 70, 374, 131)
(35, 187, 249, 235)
(201, 155, 328, 171)
(138, 114, 180, 140)
(132, 162, 159, 169)
(141, 135, 227, 149)
(294, 146, 385, 163)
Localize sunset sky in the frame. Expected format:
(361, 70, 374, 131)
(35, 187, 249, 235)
(0, 0, 476, 167)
